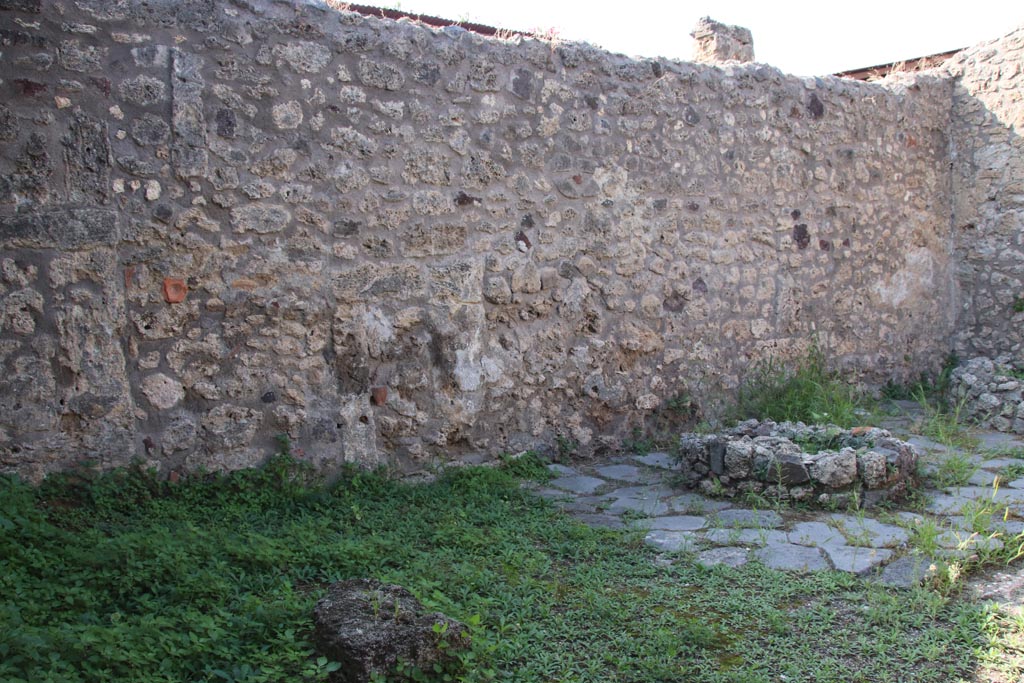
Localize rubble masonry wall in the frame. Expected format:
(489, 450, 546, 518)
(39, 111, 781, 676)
(0, 0, 965, 478)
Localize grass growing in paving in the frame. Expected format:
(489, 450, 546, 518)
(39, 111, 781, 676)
(2, 454, 1021, 683)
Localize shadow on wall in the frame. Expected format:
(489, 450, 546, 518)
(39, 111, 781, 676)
(946, 27, 1024, 359)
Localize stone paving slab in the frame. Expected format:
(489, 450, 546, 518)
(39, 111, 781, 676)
(602, 484, 677, 500)
(669, 493, 733, 514)
(969, 470, 999, 487)
(595, 464, 645, 483)
(644, 515, 708, 531)
(533, 487, 574, 500)
(696, 547, 749, 568)
(555, 500, 601, 514)
(993, 488, 1024, 506)
(906, 436, 951, 453)
(606, 497, 670, 516)
(825, 545, 893, 576)
(981, 458, 1024, 470)
(828, 514, 909, 548)
(788, 521, 846, 548)
(754, 544, 830, 572)
(896, 511, 925, 525)
(974, 432, 1024, 450)
(872, 554, 940, 588)
(937, 532, 1005, 555)
(925, 493, 972, 515)
(645, 530, 699, 553)
(965, 566, 1024, 618)
(548, 475, 606, 495)
(547, 464, 578, 476)
(713, 509, 783, 529)
(703, 528, 788, 547)
(632, 452, 678, 469)
(994, 519, 1024, 535)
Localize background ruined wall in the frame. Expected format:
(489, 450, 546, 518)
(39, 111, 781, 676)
(0, 0, 958, 479)
(948, 27, 1024, 358)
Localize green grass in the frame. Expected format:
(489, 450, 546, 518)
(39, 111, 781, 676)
(931, 451, 979, 488)
(2, 455, 1021, 683)
(729, 343, 864, 428)
(1000, 463, 1024, 482)
(880, 353, 959, 406)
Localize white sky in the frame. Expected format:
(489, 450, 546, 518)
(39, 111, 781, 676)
(390, 0, 1024, 76)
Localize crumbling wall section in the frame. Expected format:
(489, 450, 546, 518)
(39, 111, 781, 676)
(948, 27, 1024, 358)
(0, 0, 956, 479)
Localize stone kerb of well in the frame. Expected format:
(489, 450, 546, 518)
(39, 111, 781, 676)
(676, 420, 919, 507)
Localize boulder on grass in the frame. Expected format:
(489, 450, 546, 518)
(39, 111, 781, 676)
(314, 578, 470, 683)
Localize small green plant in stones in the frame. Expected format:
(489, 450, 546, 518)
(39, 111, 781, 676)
(999, 462, 1024, 482)
(881, 353, 959, 405)
(915, 390, 980, 450)
(905, 516, 943, 556)
(554, 433, 578, 461)
(932, 451, 979, 488)
(623, 427, 658, 455)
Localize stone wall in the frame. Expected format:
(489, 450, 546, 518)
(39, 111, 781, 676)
(0, 0, 960, 480)
(948, 27, 1024, 358)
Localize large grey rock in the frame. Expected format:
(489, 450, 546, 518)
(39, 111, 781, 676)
(809, 448, 857, 488)
(314, 579, 469, 683)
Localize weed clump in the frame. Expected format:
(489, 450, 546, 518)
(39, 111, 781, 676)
(729, 344, 862, 427)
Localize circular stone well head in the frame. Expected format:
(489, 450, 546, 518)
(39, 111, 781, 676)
(675, 420, 918, 508)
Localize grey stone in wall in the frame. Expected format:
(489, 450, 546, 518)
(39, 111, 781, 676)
(0, 208, 119, 248)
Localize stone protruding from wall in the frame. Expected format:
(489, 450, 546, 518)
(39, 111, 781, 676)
(947, 26, 1024, 357)
(691, 17, 754, 64)
(0, 0, 964, 481)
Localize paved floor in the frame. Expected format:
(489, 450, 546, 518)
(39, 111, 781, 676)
(526, 407, 1024, 597)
